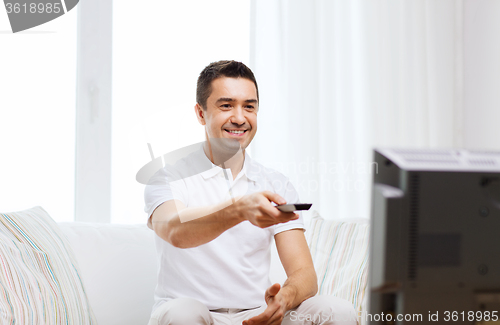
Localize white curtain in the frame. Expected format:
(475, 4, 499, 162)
(249, 0, 464, 220)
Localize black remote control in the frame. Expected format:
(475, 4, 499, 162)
(276, 203, 312, 212)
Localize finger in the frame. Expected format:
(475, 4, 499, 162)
(275, 211, 299, 223)
(257, 301, 284, 325)
(267, 310, 285, 325)
(270, 318, 284, 325)
(266, 283, 281, 298)
(254, 217, 279, 229)
(261, 203, 282, 219)
(286, 212, 300, 222)
(261, 191, 286, 205)
(246, 303, 278, 325)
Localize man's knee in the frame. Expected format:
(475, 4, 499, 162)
(150, 297, 212, 325)
(291, 295, 358, 324)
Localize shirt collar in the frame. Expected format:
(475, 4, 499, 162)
(198, 146, 260, 182)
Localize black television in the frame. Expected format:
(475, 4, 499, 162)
(368, 148, 500, 324)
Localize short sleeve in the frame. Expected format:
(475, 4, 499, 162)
(144, 165, 188, 223)
(273, 178, 305, 235)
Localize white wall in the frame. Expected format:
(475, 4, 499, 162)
(463, 0, 500, 151)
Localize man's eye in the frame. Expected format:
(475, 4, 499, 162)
(245, 105, 255, 110)
(220, 104, 231, 109)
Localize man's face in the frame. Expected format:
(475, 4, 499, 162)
(195, 77, 258, 151)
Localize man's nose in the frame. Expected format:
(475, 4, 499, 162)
(230, 107, 246, 125)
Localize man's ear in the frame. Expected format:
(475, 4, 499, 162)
(194, 103, 206, 125)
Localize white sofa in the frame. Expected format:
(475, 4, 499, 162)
(0, 207, 368, 325)
(56, 222, 310, 325)
(57, 214, 369, 325)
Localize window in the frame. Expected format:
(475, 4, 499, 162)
(0, 9, 77, 222)
(0, 1, 250, 223)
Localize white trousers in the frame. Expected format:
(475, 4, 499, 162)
(148, 295, 358, 325)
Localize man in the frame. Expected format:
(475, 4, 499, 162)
(144, 60, 357, 325)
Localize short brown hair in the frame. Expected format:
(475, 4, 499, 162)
(196, 60, 259, 110)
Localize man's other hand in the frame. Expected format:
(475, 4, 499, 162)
(243, 283, 287, 325)
(236, 191, 299, 228)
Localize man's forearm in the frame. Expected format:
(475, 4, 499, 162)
(152, 191, 292, 248)
(153, 198, 244, 248)
(280, 267, 318, 310)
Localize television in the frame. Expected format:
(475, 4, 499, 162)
(368, 148, 500, 324)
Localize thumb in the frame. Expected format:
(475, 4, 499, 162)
(266, 283, 281, 300)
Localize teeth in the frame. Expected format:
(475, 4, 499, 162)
(227, 130, 245, 134)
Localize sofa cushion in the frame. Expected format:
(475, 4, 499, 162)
(306, 211, 369, 315)
(58, 221, 157, 325)
(0, 206, 97, 324)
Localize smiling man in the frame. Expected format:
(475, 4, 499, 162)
(144, 60, 357, 325)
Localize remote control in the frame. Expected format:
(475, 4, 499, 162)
(276, 203, 312, 212)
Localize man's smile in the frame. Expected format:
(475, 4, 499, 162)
(224, 129, 248, 137)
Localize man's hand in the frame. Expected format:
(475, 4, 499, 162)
(243, 283, 288, 325)
(236, 191, 299, 228)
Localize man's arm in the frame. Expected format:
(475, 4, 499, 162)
(243, 229, 317, 325)
(275, 229, 318, 308)
(151, 191, 299, 248)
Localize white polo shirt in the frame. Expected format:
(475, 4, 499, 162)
(144, 143, 305, 313)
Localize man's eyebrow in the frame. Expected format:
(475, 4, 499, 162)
(244, 99, 258, 104)
(215, 97, 235, 104)
(215, 98, 258, 104)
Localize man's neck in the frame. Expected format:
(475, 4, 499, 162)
(203, 141, 245, 181)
